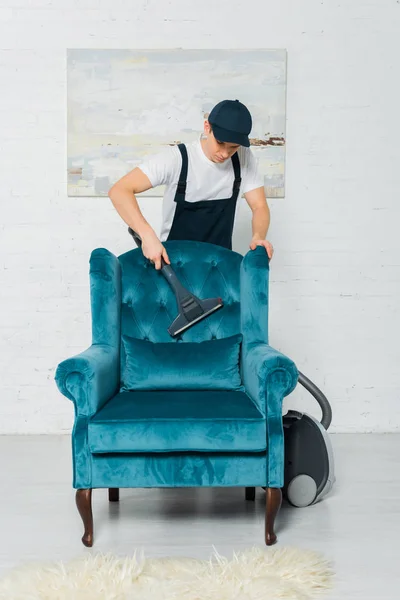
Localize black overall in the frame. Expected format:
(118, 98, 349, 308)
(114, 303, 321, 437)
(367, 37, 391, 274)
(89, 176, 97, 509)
(167, 143, 242, 251)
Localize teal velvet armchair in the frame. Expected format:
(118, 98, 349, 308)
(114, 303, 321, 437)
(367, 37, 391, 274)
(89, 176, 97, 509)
(55, 241, 298, 547)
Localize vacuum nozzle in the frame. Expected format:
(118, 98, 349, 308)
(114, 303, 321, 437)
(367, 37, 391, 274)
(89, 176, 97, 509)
(168, 296, 223, 337)
(127, 227, 224, 337)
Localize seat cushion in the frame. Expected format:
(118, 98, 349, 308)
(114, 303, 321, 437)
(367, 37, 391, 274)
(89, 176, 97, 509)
(120, 333, 244, 392)
(88, 390, 267, 453)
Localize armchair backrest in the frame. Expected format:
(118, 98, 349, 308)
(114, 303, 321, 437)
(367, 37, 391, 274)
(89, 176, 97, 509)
(88, 241, 270, 351)
(119, 240, 243, 343)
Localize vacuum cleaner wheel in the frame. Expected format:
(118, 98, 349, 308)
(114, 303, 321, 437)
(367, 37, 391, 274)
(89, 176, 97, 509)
(286, 474, 317, 507)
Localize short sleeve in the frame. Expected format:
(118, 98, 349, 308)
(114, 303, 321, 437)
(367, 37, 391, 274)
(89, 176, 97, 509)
(240, 148, 265, 194)
(137, 145, 180, 188)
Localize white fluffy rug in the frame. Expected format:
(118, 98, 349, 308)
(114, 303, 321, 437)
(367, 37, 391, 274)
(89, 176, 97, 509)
(0, 546, 334, 600)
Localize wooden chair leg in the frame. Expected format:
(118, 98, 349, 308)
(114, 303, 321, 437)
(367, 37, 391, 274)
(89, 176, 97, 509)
(76, 489, 93, 547)
(245, 487, 256, 501)
(109, 488, 119, 502)
(265, 487, 282, 546)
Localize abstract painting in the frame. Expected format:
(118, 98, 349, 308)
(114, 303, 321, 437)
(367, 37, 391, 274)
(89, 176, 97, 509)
(67, 49, 287, 198)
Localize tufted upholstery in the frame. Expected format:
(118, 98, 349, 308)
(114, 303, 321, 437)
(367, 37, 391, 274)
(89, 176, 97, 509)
(55, 241, 298, 494)
(119, 240, 242, 344)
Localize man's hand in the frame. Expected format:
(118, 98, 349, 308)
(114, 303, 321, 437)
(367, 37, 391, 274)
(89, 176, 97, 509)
(250, 238, 274, 259)
(141, 230, 171, 270)
(244, 187, 272, 259)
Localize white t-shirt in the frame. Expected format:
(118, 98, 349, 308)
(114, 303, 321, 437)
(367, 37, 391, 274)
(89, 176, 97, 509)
(138, 138, 264, 241)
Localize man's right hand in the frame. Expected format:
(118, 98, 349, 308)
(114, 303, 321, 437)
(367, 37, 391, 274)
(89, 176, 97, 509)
(108, 168, 171, 270)
(141, 231, 171, 270)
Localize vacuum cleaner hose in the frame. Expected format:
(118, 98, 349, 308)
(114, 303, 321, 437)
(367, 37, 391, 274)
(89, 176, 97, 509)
(297, 371, 332, 430)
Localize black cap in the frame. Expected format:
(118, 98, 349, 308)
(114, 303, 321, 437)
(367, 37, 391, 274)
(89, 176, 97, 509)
(208, 99, 252, 147)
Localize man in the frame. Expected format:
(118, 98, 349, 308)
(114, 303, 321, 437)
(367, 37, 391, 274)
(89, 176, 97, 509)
(108, 99, 274, 270)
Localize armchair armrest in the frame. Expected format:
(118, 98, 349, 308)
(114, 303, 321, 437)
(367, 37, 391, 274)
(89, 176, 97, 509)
(242, 343, 298, 416)
(242, 343, 298, 488)
(55, 344, 119, 417)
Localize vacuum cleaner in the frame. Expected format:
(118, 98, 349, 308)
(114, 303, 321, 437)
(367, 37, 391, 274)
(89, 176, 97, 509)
(128, 228, 223, 336)
(282, 371, 335, 507)
(128, 229, 335, 506)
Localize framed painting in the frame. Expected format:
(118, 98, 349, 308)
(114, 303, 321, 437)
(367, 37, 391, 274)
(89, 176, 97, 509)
(67, 49, 287, 198)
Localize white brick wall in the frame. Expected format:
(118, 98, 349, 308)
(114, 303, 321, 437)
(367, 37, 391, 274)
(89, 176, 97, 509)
(0, 0, 399, 433)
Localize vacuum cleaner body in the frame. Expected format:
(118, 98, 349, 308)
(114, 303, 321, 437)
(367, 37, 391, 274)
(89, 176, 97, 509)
(282, 410, 336, 507)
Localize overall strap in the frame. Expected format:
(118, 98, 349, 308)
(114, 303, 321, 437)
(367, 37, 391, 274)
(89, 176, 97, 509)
(174, 143, 188, 203)
(231, 151, 242, 198)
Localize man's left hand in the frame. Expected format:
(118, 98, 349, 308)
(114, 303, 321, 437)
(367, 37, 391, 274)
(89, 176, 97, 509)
(249, 239, 274, 259)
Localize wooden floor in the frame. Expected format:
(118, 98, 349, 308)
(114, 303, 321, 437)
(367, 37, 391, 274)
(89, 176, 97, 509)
(0, 434, 399, 598)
